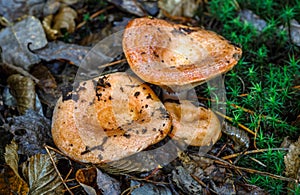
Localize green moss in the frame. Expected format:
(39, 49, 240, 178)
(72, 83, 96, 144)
(200, 0, 300, 192)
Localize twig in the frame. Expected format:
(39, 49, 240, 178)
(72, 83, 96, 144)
(190, 174, 218, 194)
(97, 59, 126, 69)
(230, 103, 286, 124)
(249, 157, 267, 167)
(221, 148, 289, 160)
(215, 111, 256, 135)
(205, 154, 297, 183)
(76, 5, 114, 29)
(44, 145, 74, 195)
(121, 185, 140, 195)
(253, 115, 261, 149)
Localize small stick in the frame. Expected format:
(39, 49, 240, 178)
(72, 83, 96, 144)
(230, 103, 285, 124)
(97, 59, 126, 69)
(205, 154, 296, 183)
(44, 145, 74, 195)
(253, 115, 261, 149)
(76, 5, 114, 29)
(215, 111, 256, 135)
(249, 157, 267, 167)
(222, 148, 289, 160)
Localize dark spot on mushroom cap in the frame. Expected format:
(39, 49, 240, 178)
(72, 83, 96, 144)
(142, 128, 147, 134)
(124, 133, 131, 138)
(146, 93, 152, 99)
(97, 76, 111, 88)
(134, 91, 140, 97)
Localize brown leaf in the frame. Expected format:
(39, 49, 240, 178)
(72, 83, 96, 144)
(76, 167, 121, 195)
(7, 74, 35, 115)
(4, 141, 19, 178)
(0, 141, 30, 195)
(31, 64, 57, 91)
(43, 6, 77, 40)
(21, 152, 64, 195)
(42, 15, 59, 40)
(0, 167, 29, 195)
(158, 0, 200, 18)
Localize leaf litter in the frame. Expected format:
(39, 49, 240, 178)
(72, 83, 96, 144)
(0, 1, 299, 194)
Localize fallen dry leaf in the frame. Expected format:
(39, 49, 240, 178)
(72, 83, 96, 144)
(43, 6, 77, 40)
(131, 180, 172, 195)
(172, 166, 203, 194)
(33, 41, 91, 66)
(7, 110, 53, 157)
(158, 0, 200, 18)
(0, 0, 45, 22)
(7, 74, 36, 115)
(76, 167, 121, 195)
(284, 136, 300, 179)
(21, 152, 64, 195)
(0, 141, 29, 195)
(0, 16, 48, 70)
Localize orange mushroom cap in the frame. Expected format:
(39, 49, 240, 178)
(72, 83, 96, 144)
(164, 100, 221, 146)
(123, 17, 242, 88)
(51, 72, 171, 164)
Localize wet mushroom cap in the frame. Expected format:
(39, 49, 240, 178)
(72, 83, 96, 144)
(164, 100, 221, 146)
(123, 17, 242, 88)
(51, 72, 171, 164)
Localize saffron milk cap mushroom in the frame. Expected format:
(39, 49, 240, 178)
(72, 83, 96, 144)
(51, 72, 171, 164)
(123, 17, 242, 89)
(164, 100, 221, 146)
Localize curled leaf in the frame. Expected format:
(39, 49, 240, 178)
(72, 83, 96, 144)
(222, 122, 250, 151)
(7, 74, 35, 115)
(21, 152, 64, 195)
(158, 0, 200, 18)
(43, 6, 77, 40)
(42, 15, 59, 40)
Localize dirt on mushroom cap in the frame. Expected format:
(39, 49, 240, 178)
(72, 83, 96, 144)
(51, 72, 171, 164)
(123, 17, 242, 87)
